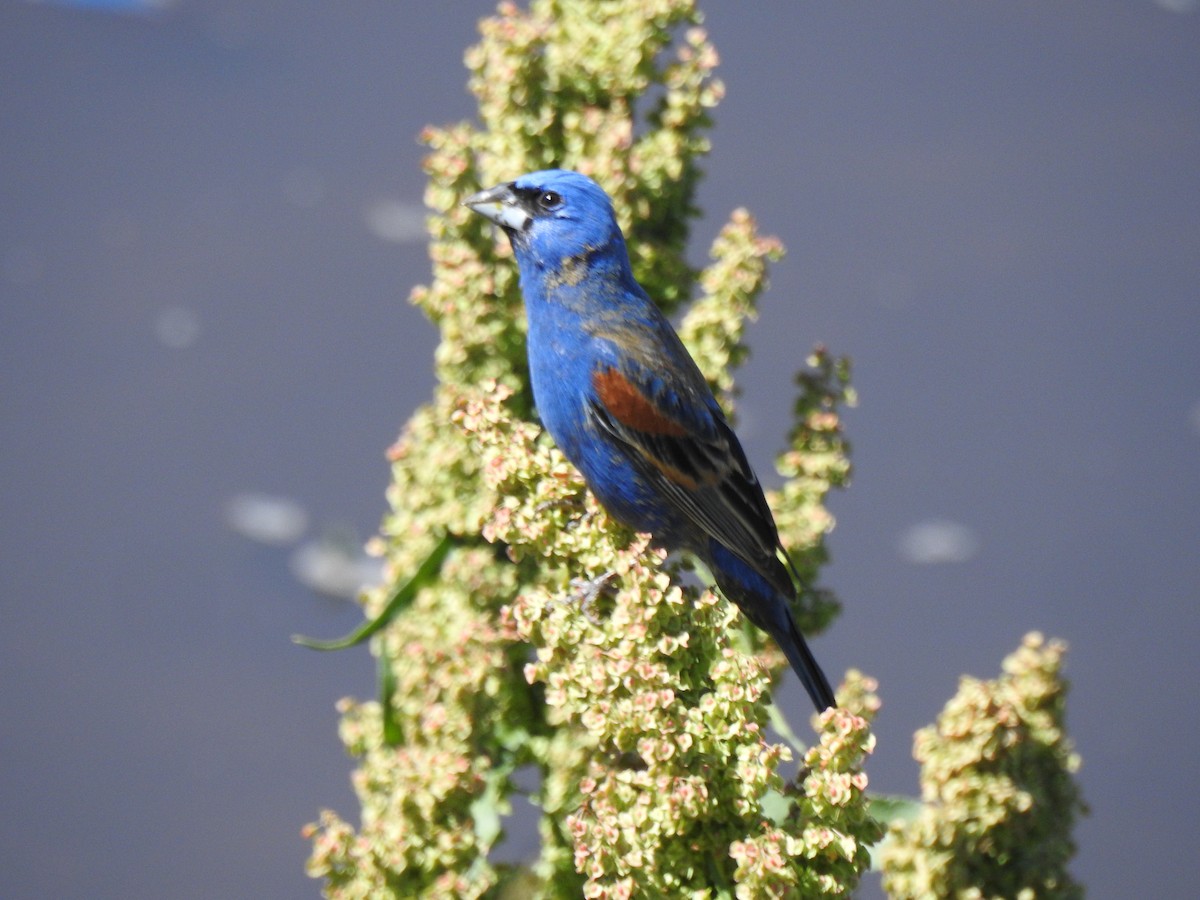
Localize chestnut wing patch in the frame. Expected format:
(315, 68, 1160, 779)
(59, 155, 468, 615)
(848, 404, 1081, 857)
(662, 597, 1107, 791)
(591, 368, 687, 437)
(588, 365, 785, 574)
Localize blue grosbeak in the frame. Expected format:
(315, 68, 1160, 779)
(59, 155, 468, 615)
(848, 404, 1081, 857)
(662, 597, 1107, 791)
(465, 169, 836, 712)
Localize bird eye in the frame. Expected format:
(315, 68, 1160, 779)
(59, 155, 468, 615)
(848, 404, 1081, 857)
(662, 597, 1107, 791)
(537, 190, 563, 211)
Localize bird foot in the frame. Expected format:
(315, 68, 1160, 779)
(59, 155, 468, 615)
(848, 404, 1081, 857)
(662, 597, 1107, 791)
(567, 571, 618, 624)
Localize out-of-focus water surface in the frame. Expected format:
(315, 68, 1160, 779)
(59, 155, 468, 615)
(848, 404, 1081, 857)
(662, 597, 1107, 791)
(2, 2, 1197, 896)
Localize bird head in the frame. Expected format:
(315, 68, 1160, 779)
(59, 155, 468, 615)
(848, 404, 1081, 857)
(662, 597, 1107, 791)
(464, 169, 625, 272)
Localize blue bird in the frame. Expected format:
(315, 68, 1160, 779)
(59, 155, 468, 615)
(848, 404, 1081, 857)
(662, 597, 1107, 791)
(465, 169, 836, 713)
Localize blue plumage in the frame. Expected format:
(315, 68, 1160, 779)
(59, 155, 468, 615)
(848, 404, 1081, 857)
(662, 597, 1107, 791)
(466, 169, 836, 712)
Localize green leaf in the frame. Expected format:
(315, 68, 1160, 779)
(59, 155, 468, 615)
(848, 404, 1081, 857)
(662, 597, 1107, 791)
(760, 786, 792, 826)
(868, 792, 923, 827)
(378, 644, 403, 746)
(866, 793, 924, 871)
(291, 532, 459, 650)
(470, 768, 512, 849)
(765, 699, 809, 754)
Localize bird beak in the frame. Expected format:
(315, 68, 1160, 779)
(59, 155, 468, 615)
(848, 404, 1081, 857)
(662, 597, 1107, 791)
(463, 183, 531, 233)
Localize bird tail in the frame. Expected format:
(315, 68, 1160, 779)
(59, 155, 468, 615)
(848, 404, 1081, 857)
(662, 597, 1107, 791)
(706, 542, 837, 713)
(777, 607, 837, 713)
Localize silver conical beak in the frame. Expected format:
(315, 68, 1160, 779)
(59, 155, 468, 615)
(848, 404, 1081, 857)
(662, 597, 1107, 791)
(463, 183, 531, 232)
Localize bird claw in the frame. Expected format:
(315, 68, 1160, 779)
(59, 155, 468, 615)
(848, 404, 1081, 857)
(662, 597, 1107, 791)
(568, 571, 618, 624)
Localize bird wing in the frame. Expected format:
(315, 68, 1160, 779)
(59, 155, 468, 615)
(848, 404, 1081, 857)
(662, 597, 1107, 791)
(585, 359, 787, 584)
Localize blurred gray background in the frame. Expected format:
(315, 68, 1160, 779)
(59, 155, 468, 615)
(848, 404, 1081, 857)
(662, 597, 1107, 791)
(2, 1, 1197, 897)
